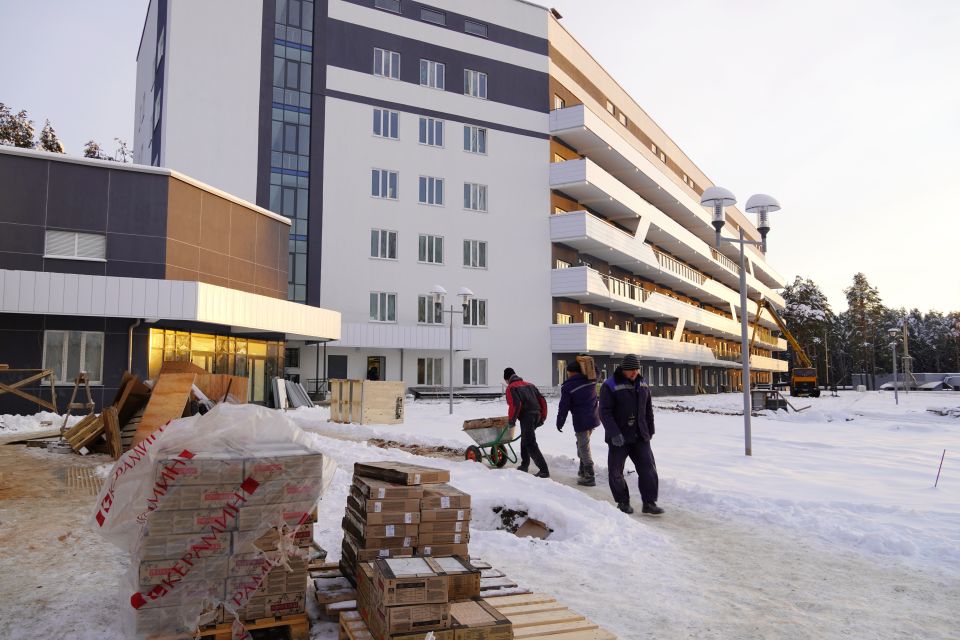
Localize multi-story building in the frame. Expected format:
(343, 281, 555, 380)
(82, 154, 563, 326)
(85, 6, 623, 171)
(133, 0, 787, 394)
(0, 147, 339, 413)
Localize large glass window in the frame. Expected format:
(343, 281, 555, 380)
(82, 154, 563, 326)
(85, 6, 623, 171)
(373, 47, 401, 79)
(418, 117, 444, 146)
(419, 59, 445, 89)
(417, 357, 443, 385)
(418, 176, 444, 205)
(42, 330, 103, 384)
(420, 8, 445, 24)
(464, 20, 488, 38)
(370, 292, 397, 322)
(370, 229, 397, 259)
(372, 168, 399, 199)
(463, 125, 486, 154)
(374, 0, 401, 13)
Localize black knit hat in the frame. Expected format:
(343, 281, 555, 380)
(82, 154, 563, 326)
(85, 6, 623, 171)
(621, 354, 640, 371)
(566, 360, 582, 374)
(503, 367, 516, 381)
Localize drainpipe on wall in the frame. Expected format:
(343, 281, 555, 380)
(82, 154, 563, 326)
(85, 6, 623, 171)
(128, 319, 143, 373)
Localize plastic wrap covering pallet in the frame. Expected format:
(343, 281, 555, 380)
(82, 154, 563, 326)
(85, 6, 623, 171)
(330, 380, 405, 425)
(483, 593, 617, 640)
(92, 404, 335, 638)
(148, 613, 309, 640)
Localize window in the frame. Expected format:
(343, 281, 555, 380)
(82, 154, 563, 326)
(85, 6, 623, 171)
(618, 112, 627, 127)
(667, 368, 673, 386)
(463, 358, 488, 385)
(44, 230, 106, 261)
(373, 108, 399, 139)
(650, 142, 658, 154)
(371, 168, 398, 199)
(417, 357, 443, 385)
(648, 366, 654, 383)
(42, 330, 104, 384)
(554, 259, 570, 269)
(421, 7, 444, 24)
(374, 0, 401, 13)
(418, 117, 444, 146)
(369, 292, 397, 322)
(606, 100, 615, 115)
(417, 294, 443, 324)
(658, 367, 663, 386)
(370, 229, 397, 259)
(463, 183, 487, 211)
(624, 321, 632, 332)
(373, 48, 400, 79)
(583, 311, 592, 324)
(418, 176, 444, 205)
(463, 125, 486, 154)
(463, 299, 487, 326)
(553, 94, 565, 110)
(556, 313, 572, 325)
(464, 20, 488, 38)
(420, 59, 445, 89)
(463, 239, 487, 268)
(463, 69, 487, 99)
(418, 234, 443, 264)
(658, 150, 666, 163)
(284, 347, 300, 368)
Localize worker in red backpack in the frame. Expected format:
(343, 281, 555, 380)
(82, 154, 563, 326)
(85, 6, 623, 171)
(504, 367, 549, 478)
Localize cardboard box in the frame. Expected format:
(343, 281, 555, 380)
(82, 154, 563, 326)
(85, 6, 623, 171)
(132, 602, 222, 635)
(228, 552, 307, 576)
(354, 462, 450, 486)
(152, 483, 245, 511)
(343, 531, 414, 563)
(428, 556, 481, 601)
(137, 555, 229, 585)
(348, 496, 420, 525)
(243, 446, 326, 481)
(144, 507, 238, 536)
(342, 515, 418, 549)
(418, 520, 468, 534)
(420, 509, 471, 523)
(418, 532, 470, 546)
(373, 557, 449, 606)
(225, 564, 307, 598)
(155, 453, 244, 486)
(244, 477, 327, 506)
(344, 508, 419, 539)
(353, 476, 424, 500)
(421, 485, 471, 510)
(365, 599, 451, 637)
(349, 485, 421, 514)
(416, 544, 470, 558)
(234, 590, 306, 620)
(231, 526, 313, 554)
(237, 502, 316, 531)
(449, 599, 512, 640)
(136, 531, 231, 560)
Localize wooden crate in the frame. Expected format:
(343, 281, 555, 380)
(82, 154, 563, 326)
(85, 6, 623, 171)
(330, 380, 405, 425)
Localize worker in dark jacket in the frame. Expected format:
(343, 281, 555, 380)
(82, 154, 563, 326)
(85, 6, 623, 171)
(598, 354, 663, 515)
(504, 367, 549, 478)
(556, 360, 600, 486)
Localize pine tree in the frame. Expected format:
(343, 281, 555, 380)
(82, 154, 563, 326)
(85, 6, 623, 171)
(844, 273, 885, 388)
(83, 139, 105, 159)
(0, 103, 36, 148)
(782, 276, 835, 383)
(38, 120, 65, 153)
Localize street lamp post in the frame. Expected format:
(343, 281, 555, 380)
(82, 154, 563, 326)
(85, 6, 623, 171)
(887, 327, 899, 405)
(430, 285, 474, 415)
(700, 188, 780, 457)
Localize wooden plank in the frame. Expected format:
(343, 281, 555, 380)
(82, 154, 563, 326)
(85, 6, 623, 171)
(115, 375, 151, 426)
(359, 381, 405, 424)
(496, 602, 567, 616)
(160, 361, 207, 376)
(483, 593, 557, 609)
(103, 406, 122, 459)
(481, 576, 518, 589)
(0, 428, 62, 446)
(68, 414, 106, 451)
(513, 620, 600, 639)
(506, 609, 585, 629)
(132, 373, 195, 446)
(517, 626, 612, 640)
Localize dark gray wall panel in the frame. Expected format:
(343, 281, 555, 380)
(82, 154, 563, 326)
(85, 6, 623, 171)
(107, 170, 168, 236)
(0, 154, 47, 225)
(0, 222, 43, 254)
(46, 162, 110, 231)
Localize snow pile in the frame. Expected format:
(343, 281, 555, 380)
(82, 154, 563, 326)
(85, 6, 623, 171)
(0, 411, 81, 434)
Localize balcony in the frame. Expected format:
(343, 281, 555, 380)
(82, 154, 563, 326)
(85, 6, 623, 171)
(750, 354, 789, 373)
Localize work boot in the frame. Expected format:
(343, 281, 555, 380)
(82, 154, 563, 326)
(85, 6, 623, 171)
(577, 476, 596, 487)
(641, 502, 665, 516)
(535, 469, 550, 478)
(516, 464, 529, 473)
(617, 502, 634, 514)
(577, 461, 585, 479)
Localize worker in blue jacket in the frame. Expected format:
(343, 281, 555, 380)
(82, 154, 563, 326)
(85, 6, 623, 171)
(598, 354, 664, 515)
(556, 360, 600, 486)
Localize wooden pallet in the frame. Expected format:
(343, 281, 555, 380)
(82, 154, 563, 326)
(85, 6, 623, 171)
(483, 593, 616, 640)
(150, 613, 309, 640)
(63, 413, 105, 453)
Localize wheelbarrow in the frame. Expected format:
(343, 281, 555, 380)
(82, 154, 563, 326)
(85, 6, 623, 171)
(462, 417, 521, 468)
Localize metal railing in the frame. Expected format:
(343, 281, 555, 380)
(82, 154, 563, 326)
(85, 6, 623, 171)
(652, 247, 707, 285)
(711, 248, 740, 275)
(599, 271, 650, 304)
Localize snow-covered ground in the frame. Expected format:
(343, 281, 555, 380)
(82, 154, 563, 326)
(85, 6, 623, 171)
(1, 391, 958, 639)
(0, 410, 81, 435)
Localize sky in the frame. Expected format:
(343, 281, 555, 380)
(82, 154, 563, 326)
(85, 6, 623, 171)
(1, 0, 958, 313)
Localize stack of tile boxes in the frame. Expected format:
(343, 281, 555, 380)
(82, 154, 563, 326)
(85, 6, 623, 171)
(341, 462, 511, 640)
(132, 445, 324, 635)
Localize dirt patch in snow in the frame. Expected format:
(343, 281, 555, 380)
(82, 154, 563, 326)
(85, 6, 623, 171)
(367, 438, 464, 460)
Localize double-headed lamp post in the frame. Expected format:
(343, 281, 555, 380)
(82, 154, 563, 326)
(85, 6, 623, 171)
(887, 327, 899, 405)
(700, 187, 781, 457)
(429, 284, 474, 415)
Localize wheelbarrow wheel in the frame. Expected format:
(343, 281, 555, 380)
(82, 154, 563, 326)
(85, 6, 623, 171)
(465, 445, 483, 463)
(490, 444, 509, 468)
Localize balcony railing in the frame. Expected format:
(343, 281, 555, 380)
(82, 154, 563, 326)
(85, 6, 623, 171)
(599, 272, 650, 304)
(652, 247, 706, 285)
(710, 248, 740, 275)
